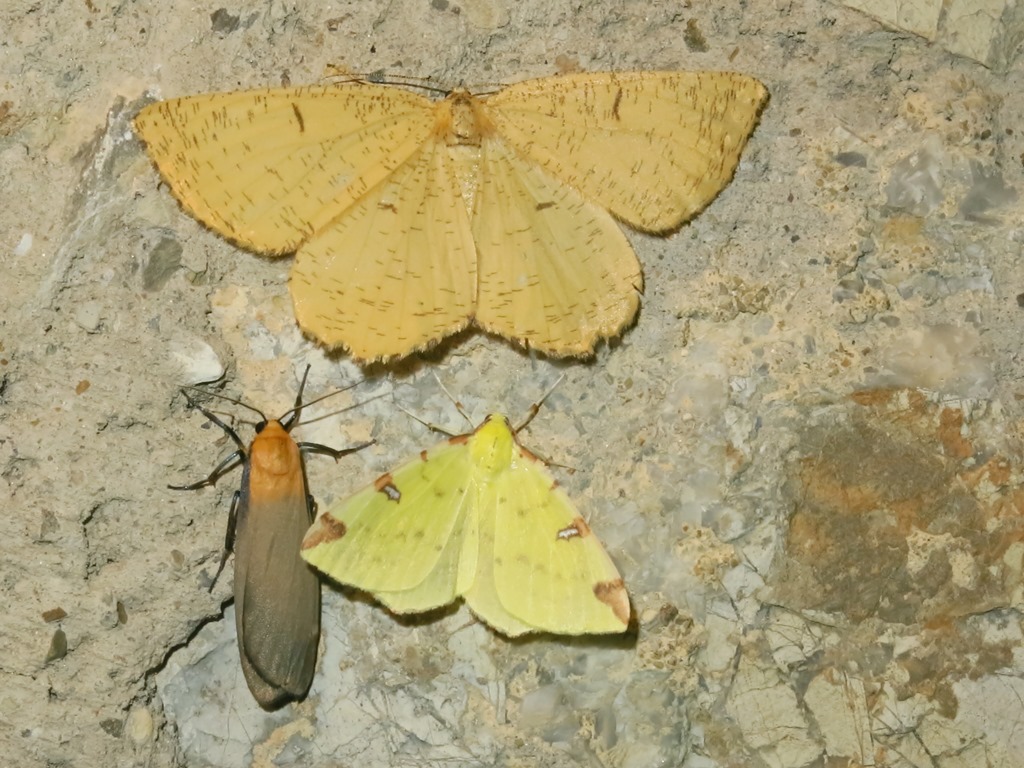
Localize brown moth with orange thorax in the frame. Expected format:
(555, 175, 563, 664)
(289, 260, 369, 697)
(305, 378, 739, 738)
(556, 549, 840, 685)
(170, 367, 370, 709)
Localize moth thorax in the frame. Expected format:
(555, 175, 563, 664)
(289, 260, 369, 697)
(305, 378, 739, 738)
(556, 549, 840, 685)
(470, 417, 515, 476)
(251, 425, 301, 477)
(430, 93, 487, 212)
(436, 91, 492, 147)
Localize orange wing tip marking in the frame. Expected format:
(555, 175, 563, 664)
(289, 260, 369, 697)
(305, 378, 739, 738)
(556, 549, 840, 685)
(374, 473, 401, 502)
(593, 579, 631, 625)
(447, 434, 470, 446)
(303, 516, 347, 549)
(556, 516, 592, 540)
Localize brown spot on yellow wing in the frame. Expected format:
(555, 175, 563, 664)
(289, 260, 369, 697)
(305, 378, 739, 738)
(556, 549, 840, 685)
(536, 201, 555, 211)
(593, 578, 630, 625)
(556, 516, 592, 540)
(447, 433, 470, 446)
(374, 472, 401, 502)
(611, 87, 623, 120)
(420, 449, 429, 462)
(302, 515, 347, 549)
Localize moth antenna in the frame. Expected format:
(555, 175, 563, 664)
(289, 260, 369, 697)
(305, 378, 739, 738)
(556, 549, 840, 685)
(431, 373, 474, 429)
(278, 369, 368, 429)
(300, 391, 388, 428)
(182, 385, 267, 423)
(395, 400, 457, 438)
(324, 70, 447, 96)
(279, 364, 313, 431)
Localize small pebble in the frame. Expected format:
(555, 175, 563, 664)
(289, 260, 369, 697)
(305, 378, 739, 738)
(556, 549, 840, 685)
(41, 607, 66, 623)
(169, 335, 224, 385)
(126, 707, 154, 744)
(45, 629, 67, 664)
(72, 301, 102, 333)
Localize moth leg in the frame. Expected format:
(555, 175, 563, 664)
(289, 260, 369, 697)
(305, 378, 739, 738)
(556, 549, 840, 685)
(297, 440, 374, 462)
(168, 391, 248, 489)
(209, 489, 241, 592)
(168, 450, 244, 490)
(180, 391, 248, 452)
(296, 440, 373, 524)
(306, 494, 318, 524)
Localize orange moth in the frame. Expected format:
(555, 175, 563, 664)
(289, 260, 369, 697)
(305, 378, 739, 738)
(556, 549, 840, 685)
(170, 367, 369, 709)
(134, 71, 768, 361)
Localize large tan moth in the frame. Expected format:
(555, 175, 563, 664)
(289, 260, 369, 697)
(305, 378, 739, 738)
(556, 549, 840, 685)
(135, 71, 767, 361)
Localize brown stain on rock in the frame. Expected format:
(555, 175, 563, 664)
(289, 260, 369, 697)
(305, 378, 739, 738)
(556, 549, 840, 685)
(770, 387, 1024, 716)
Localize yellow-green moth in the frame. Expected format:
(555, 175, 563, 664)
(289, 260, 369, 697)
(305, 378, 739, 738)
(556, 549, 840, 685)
(301, 414, 630, 636)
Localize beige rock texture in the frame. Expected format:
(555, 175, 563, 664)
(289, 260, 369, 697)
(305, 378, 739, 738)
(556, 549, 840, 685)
(2, 2, 1023, 766)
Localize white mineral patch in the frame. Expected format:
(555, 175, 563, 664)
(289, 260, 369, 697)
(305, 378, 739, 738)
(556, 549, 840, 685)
(804, 671, 874, 763)
(125, 706, 154, 745)
(841, 0, 1023, 70)
(13, 232, 32, 256)
(873, 324, 994, 397)
(72, 300, 102, 332)
(726, 656, 822, 768)
(168, 334, 224, 386)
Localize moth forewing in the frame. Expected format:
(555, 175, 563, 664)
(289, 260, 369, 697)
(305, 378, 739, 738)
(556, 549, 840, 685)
(232, 420, 321, 708)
